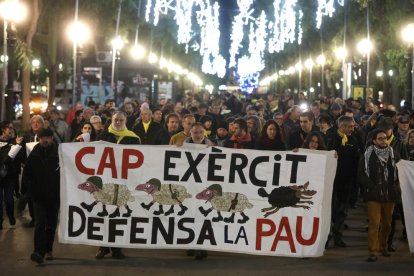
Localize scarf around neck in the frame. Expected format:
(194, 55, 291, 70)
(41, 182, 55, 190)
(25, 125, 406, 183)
(108, 125, 140, 144)
(337, 130, 348, 146)
(364, 144, 395, 181)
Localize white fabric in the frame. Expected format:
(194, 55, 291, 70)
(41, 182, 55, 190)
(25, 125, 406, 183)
(8, 144, 22, 159)
(58, 142, 337, 258)
(396, 160, 414, 252)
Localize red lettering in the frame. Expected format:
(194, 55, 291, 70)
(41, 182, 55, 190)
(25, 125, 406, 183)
(255, 218, 276, 250)
(296, 216, 319, 246)
(121, 149, 144, 179)
(271, 217, 296, 253)
(97, 147, 117, 178)
(75, 147, 95, 175)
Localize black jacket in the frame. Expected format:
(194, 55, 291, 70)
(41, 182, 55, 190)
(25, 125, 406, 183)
(97, 131, 141, 145)
(132, 121, 162, 145)
(358, 151, 397, 202)
(23, 143, 60, 202)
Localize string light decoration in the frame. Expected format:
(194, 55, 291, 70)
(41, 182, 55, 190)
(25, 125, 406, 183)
(268, 0, 298, 53)
(175, 0, 195, 49)
(316, 0, 335, 29)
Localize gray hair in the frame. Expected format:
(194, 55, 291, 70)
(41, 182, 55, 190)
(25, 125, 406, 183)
(90, 115, 102, 123)
(31, 115, 44, 125)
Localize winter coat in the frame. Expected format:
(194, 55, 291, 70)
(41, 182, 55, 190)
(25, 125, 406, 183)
(23, 143, 60, 202)
(357, 151, 398, 202)
(132, 121, 162, 145)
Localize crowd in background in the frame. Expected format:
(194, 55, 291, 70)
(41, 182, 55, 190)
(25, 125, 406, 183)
(1, 89, 413, 263)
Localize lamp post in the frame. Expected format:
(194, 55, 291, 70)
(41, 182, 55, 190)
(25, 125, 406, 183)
(316, 54, 326, 96)
(304, 58, 314, 97)
(357, 38, 373, 101)
(335, 46, 348, 99)
(295, 62, 302, 93)
(402, 23, 414, 109)
(111, 36, 124, 105)
(0, 0, 26, 121)
(67, 4, 90, 107)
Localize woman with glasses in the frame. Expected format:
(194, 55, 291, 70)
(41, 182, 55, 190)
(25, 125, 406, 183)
(73, 122, 96, 142)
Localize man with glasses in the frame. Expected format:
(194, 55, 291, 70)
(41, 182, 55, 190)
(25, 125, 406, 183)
(359, 129, 397, 262)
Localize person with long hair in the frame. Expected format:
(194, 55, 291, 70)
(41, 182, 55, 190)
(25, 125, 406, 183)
(302, 131, 327, 150)
(72, 122, 97, 142)
(255, 120, 285, 151)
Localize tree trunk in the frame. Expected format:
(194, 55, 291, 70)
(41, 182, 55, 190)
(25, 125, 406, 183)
(21, 0, 40, 131)
(48, 64, 57, 107)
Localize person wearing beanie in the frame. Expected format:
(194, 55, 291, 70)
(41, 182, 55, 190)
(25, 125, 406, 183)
(24, 127, 60, 264)
(211, 120, 229, 147)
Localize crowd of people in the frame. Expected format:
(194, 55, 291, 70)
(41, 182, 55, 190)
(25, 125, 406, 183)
(0, 90, 412, 263)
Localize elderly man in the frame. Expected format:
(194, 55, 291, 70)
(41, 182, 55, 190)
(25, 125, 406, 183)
(132, 107, 162, 145)
(358, 129, 397, 262)
(24, 128, 60, 264)
(326, 116, 360, 248)
(90, 115, 104, 136)
(184, 122, 213, 146)
(95, 111, 140, 259)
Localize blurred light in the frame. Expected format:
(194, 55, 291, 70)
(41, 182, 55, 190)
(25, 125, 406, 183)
(111, 36, 124, 50)
(400, 99, 406, 107)
(335, 46, 348, 60)
(295, 62, 302, 72)
(288, 66, 295, 75)
(388, 70, 394, 77)
(310, 87, 315, 93)
(58, 63, 63, 71)
(335, 82, 340, 90)
(300, 103, 308, 111)
(0, 0, 27, 23)
(41, 86, 47, 92)
(205, 84, 214, 94)
(316, 54, 326, 65)
(402, 23, 414, 44)
(218, 85, 227, 90)
(32, 59, 40, 68)
(67, 21, 91, 45)
(357, 38, 373, 55)
(376, 70, 383, 77)
(57, 105, 62, 111)
(130, 44, 145, 59)
(0, 55, 9, 63)
(148, 52, 158, 64)
(304, 58, 314, 69)
(279, 70, 285, 76)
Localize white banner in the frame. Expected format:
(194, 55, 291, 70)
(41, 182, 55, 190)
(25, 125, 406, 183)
(58, 142, 337, 257)
(396, 160, 414, 253)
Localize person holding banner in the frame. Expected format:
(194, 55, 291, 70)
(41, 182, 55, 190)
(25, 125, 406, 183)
(23, 128, 60, 264)
(358, 129, 397, 262)
(95, 111, 141, 259)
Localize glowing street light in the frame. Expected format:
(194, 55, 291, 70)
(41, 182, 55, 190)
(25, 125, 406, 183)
(130, 44, 145, 59)
(31, 59, 40, 69)
(148, 52, 158, 64)
(402, 23, 414, 107)
(67, 21, 91, 45)
(335, 46, 348, 60)
(316, 54, 326, 95)
(0, 0, 27, 23)
(357, 38, 373, 100)
(305, 58, 314, 95)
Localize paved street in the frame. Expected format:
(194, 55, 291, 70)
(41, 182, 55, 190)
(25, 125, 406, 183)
(1, 204, 413, 276)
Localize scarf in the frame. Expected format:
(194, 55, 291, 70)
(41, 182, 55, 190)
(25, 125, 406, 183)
(108, 125, 140, 144)
(230, 132, 252, 149)
(337, 130, 348, 146)
(387, 134, 394, 145)
(364, 145, 395, 181)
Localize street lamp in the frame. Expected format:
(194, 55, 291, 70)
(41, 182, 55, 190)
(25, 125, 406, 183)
(357, 38, 373, 100)
(67, 20, 90, 107)
(335, 46, 350, 99)
(305, 58, 314, 96)
(316, 54, 326, 96)
(1, 0, 27, 121)
(402, 23, 414, 108)
(111, 35, 124, 104)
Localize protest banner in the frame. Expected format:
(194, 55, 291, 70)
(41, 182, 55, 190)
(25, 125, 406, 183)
(58, 142, 336, 257)
(396, 160, 414, 253)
